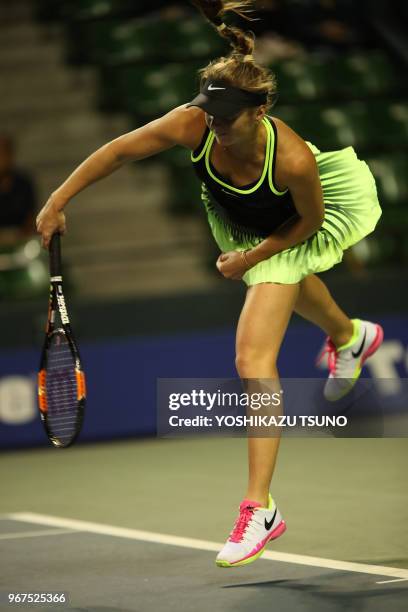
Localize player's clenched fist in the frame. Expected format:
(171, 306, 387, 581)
(36, 195, 67, 249)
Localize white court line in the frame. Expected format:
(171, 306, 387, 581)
(376, 578, 408, 584)
(0, 528, 81, 541)
(5, 512, 408, 582)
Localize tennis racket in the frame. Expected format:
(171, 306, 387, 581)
(38, 233, 86, 448)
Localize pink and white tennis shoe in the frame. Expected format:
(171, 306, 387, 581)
(216, 494, 286, 567)
(319, 319, 383, 402)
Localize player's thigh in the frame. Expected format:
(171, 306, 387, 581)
(236, 282, 300, 361)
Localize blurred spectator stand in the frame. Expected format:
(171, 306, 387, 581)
(0, 135, 47, 300)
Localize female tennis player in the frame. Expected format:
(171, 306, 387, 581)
(37, 0, 383, 568)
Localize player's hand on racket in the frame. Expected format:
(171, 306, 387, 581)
(216, 251, 249, 281)
(36, 194, 67, 249)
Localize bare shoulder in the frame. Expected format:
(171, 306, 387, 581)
(153, 104, 207, 151)
(112, 104, 207, 162)
(270, 115, 318, 186)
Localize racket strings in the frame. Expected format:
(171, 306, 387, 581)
(45, 332, 79, 445)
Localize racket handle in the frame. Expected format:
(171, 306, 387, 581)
(49, 233, 62, 278)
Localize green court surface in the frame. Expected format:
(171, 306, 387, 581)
(1, 437, 407, 611)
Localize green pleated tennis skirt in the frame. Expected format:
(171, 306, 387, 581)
(202, 142, 382, 285)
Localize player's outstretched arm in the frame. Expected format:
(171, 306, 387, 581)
(36, 105, 203, 248)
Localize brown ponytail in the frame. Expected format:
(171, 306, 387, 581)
(190, 1, 278, 111)
(190, 1, 255, 23)
(191, 0, 256, 58)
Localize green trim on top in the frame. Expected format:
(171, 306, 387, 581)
(191, 128, 212, 162)
(337, 319, 361, 351)
(203, 117, 271, 195)
(267, 119, 288, 196)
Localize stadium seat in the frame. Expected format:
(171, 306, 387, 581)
(64, 18, 120, 65)
(65, 14, 227, 67)
(363, 152, 408, 264)
(367, 153, 408, 208)
(174, 18, 227, 59)
(274, 59, 327, 102)
(62, 0, 138, 21)
(277, 104, 346, 150)
(347, 100, 408, 150)
(325, 52, 400, 99)
(0, 241, 49, 300)
(107, 18, 173, 65)
(116, 62, 203, 119)
(273, 51, 402, 103)
(105, 17, 226, 65)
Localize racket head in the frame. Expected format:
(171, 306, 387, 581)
(38, 327, 86, 448)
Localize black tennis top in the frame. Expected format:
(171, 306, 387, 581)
(191, 115, 298, 242)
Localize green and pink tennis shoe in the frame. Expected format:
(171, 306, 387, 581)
(319, 319, 384, 402)
(216, 494, 286, 567)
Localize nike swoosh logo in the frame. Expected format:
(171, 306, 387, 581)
(264, 508, 277, 531)
(208, 84, 226, 91)
(352, 329, 367, 358)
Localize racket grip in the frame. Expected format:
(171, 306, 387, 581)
(49, 233, 62, 278)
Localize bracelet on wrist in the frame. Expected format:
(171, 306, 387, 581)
(240, 249, 253, 270)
